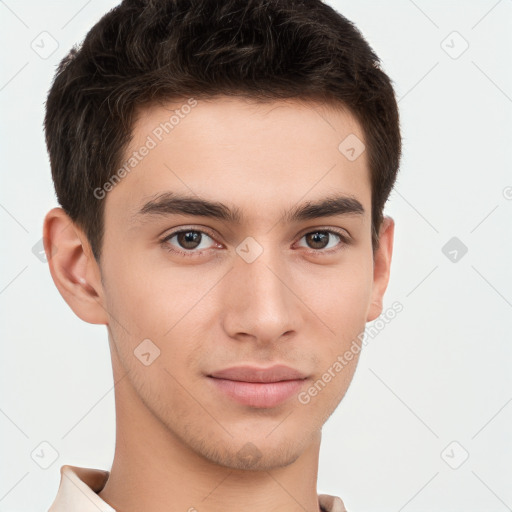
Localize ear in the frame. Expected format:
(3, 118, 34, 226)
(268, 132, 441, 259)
(366, 215, 395, 322)
(43, 207, 109, 325)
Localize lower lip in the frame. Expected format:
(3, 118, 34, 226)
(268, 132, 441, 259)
(209, 378, 305, 408)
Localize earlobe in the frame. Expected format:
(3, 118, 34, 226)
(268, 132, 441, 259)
(366, 216, 394, 322)
(43, 207, 109, 325)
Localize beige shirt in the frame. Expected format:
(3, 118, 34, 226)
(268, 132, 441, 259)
(48, 465, 347, 511)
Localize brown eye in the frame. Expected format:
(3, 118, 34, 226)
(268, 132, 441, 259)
(305, 232, 330, 249)
(162, 229, 217, 255)
(176, 231, 202, 249)
(297, 230, 347, 252)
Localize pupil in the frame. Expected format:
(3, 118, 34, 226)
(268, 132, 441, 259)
(179, 231, 201, 249)
(308, 232, 328, 249)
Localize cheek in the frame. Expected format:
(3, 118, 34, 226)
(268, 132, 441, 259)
(103, 249, 217, 337)
(300, 253, 374, 335)
(297, 252, 373, 405)
(101, 253, 222, 383)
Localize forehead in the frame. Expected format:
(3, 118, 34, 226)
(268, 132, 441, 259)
(105, 96, 371, 226)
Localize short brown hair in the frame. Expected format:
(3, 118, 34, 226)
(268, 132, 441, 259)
(44, 0, 401, 262)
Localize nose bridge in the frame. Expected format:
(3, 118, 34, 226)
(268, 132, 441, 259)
(223, 238, 298, 342)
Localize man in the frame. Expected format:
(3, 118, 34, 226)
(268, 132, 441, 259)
(43, 0, 401, 510)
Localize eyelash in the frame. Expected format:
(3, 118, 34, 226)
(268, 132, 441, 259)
(159, 226, 351, 258)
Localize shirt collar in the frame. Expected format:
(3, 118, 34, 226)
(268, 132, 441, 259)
(49, 465, 346, 512)
(49, 465, 115, 512)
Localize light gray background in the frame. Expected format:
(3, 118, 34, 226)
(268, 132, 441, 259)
(1, 1, 511, 511)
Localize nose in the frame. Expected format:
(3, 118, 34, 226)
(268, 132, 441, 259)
(220, 245, 301, 345)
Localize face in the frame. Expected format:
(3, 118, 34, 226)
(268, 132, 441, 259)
(98, 96, 388, 470)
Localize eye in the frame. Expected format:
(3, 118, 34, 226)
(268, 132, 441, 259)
(160, 227, 350, 258)
(296, 229, 349, 253)
(161, 229, 219, 256)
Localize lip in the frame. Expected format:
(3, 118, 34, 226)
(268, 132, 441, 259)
(208, 365, 308, 408)
(209, 364, 307, 383)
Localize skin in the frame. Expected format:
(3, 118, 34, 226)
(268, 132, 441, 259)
(44, 96, 394, 512)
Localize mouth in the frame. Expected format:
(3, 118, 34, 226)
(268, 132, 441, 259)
(207, 364, 308, 408)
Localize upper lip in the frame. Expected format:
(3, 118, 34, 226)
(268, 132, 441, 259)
(208, 365, 307, 383)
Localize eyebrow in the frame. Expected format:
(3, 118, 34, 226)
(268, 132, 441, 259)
(132, 191, 365, 225)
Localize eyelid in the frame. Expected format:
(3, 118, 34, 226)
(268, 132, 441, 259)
(296, 225, 351, 241)
(160, 224, 351, 241)
(160, 225, 351, 256)
(161, 225, 219, 241)
(293, 227, 351, 254)
(160, 225, 222, 253)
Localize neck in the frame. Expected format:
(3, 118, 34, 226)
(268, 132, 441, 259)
(99, 358, 323, 512)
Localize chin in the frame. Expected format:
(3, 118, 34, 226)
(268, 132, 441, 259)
(186, 428, 314, 472)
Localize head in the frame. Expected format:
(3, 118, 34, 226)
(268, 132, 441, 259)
(43, 0, 401, 471)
